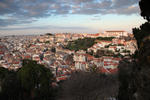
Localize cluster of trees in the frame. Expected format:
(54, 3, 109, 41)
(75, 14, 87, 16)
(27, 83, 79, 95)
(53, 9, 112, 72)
(66, 38, 96, 51)
(96, 37, 115, 41)
(94, 49, 114, 58)
(45, 33, 53, 36)
(66, 37, 115, 51)
(0, 60, 56, 100)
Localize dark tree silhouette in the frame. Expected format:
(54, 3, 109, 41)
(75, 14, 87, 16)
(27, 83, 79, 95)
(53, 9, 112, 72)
(118, 60, 138, 100)
(0, 67, 21, 100)
(17, 59, 54, 100)
(59, 72, 118, 100)
(51, 47, 56, 53)
(139, 0, 150, 22)
(118, 0, 150, 100)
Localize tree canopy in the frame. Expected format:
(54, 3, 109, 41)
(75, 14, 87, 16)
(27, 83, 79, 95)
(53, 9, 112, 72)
(66, 38, 95, 51)
(139, 0, 150, 22)
(0, 60, 55, 100)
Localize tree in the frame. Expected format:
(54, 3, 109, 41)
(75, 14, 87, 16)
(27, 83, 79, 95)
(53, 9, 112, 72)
(133, 22, 150, 49)
(95, 49, 114, 57)
(0, 67, 9, 97)
(0, 67, 9, 88)
(87, 64, 100, 73)
(0, 67, 21, 100)
(51, 47, 56, 53)
(45, 33, 53, 36)
(118, 60, 138, 100)
(17, 59, 54, 100)
(139, 0, 150, 22)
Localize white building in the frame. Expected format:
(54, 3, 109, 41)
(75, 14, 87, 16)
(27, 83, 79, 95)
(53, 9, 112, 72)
(104, 31, 128, 37)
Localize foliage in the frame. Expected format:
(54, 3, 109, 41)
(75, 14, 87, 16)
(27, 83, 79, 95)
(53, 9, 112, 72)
(122, 49, 130, 53)
(51, 47, 56, 53)
(113, 53, 123, 58)
(18, 59, 54, 100)
(118, 44, 124, 46)
(66, 38, 95, 51)
(0, 67, 10, 92)
(0, 68, 21, 100)
(133, 22, 150, 49)
(45, 41, 50, 43)
(0, 60, 55, 100)
(45, 33, 53, 36)
(66, 37, 115, 51)
(118, 59, 150, 100)
(118, 60, 137, 100)
(139, 0, 150, 22)
(118, 0, 150, 100)
(58, 72, 118, 100)
(87, 64, 100, 73)
(95, 49, 114, 57)
(96, 37, 115, 41)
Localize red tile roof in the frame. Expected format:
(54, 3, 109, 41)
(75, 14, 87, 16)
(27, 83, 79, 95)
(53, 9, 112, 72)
(106, 31, 125, 32)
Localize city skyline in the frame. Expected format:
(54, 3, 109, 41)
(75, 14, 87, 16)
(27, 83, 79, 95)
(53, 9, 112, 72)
(0, 0, 146, 35)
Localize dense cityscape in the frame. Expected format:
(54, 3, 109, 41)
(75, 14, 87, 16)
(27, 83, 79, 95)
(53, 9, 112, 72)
(1, 0, 150, 100)
(0, 31, 137, 82)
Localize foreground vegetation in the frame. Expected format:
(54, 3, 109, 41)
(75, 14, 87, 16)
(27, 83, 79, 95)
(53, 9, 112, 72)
(118, 0, 150, 100)
(0, 60, 55, 100)
(58, 72, 118, 100)
(0, 60, 118, 100)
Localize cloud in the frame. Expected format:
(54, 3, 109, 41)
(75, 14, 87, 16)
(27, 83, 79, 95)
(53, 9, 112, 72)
(0, 17, 37, 27)
(72, 8, 101, 15)
(0, 25, 89, 30)
(0, 0, 19, 15)
(0, 0, 140, 27)
(112, 0, 138, 8)
(115, 5, 140, 15)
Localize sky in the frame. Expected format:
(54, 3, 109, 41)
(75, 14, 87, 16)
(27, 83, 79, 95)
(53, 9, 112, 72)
(0, 0, 146, 36)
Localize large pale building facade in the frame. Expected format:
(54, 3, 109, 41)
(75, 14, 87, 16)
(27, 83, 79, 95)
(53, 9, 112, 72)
(104, 31, 128, 37)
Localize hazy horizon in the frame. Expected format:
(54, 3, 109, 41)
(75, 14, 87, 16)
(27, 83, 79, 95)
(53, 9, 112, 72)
(0, 0, 146, 36)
